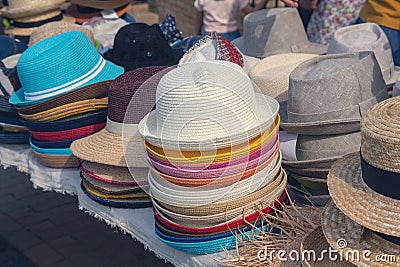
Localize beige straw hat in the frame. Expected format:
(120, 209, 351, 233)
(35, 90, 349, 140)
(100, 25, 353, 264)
(249, 53, 317, 115)
(28, 21, 95, 46)
(1, 0, 66, 19)
(321, 201, 400, 267)
(327, 97, 400, 238)
(32, 150, 78, 168)
(301, 226, 355, 267)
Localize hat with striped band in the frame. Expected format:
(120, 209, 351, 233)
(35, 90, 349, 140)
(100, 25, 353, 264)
(138, 60, 279, 151)
(71, 66, 171, 167)
(32, 150, 79, 168)
(9, 30, 123, 106)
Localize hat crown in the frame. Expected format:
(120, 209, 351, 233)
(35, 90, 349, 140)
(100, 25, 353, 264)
(242, 8, 308, 57)
(361, 97, 400, 173)
(107, 66, 168, 124)
(17, 31, 103, 101)
(153, 61, 270, 143)
(7, 0, 59, 9)
(328, 23, 393, 82)
(287, 52, 387, 126)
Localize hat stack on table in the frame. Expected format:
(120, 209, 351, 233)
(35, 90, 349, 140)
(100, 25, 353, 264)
(321, 97, 400, 266)
(9, 30, 123, 168)
(1, 0, 75, 37)
(139, 60, 287, 254)
(0, 54, 29, 143)
(71, 66, 170, 209)
(278, 52, 388, 206)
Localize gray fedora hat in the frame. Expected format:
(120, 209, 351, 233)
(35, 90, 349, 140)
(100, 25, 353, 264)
(287, 186, 330, 207)
(280, 52, 388, 135)
(328, 23, 400, 87)
(284, 166, 330, 179)
(232, 8, 327, 58)
(282, 131, 361, 168)
(287, 171, 328, 195)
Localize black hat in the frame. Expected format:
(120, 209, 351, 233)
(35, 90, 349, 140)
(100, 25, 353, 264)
(105, 23, 183, 71)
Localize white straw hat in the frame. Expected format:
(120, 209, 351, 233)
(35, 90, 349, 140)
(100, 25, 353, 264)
(328, 22, 400, 87)
(138, 60, 279, 151)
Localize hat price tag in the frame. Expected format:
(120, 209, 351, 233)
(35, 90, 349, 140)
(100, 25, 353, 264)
(100, 9, 119, 19)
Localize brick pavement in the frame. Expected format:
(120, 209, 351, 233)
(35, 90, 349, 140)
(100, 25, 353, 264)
(0, 167, 172, 267)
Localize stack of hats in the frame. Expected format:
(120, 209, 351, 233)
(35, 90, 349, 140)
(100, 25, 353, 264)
(0, 54, 29, 143)
(321, 97, 400, 266)
(71, 66, 170, 209)
(327, 22, 400, 90)
(9, 30, 123, 168)
(278, 52, 388, 206)
(0, 35, 26, 60)
(232, 8, 327, 58)
(139, 60, 287, 254)
(105, 23, 184, 72)
(66, 0, 132, 24)
(1, 0, 75, 37)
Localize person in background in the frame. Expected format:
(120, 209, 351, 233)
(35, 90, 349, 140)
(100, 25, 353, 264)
(357, 0, 400, 66)
(195, 0, 269, 41)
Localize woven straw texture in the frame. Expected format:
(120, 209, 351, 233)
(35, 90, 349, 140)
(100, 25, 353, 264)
(81, 179, 149, 200)
(33, 150, 78, 168)
(360, 97, 400, 173)
(80, 161, 147, 186)
(327, 152, 400, 237)
(321, 201, 400, 267)
(29, 21, 95, 46)
(80, 171, 143, 194)
(70, 66, 170, 167)
(1, 0, 65, 19)
(232, 8, 327, 58)
(280, 52, 388, 135)
(16, 81, 110, 115)
(19, 98, 108, 122)
(301, 226, 355, 267)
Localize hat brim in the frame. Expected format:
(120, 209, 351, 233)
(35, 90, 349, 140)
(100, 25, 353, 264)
(1, 0, 65, 18)
(4, 15, 75, 37)
(287, 171, 328, 195)
(9, 58, 123, 106)
(301, 226, 354, 267)
(282, 156, 340, 169)
(327, 152, 400, 237)
(386, 65, 400, 87)
(322, 201, 400, 266)
(32, 149, 79, 168)
(65, 4, 130, 24)
(70, 128, 147, 168)
(287, 186, 330, 206)
(0, 131, 29, 144)
(139, 94, 279, 150)
(283, 165, 330, 179)
(232, 37, 327, 58)
(16, 81, 111, 115)
(279, 107, 361, 135)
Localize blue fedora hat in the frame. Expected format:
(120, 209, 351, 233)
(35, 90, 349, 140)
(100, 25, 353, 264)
(0, 35, 27, 61)
(9, 30, 123, 106)
(0, 110, 24, 126)
(0, 126, 30, 144)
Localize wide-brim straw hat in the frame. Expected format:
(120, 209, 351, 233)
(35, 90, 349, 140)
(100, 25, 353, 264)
(80, 172, 144, 195)
(79, 160, 148, 186)
(249, 53, 317, 115)
(33, 150, 78, 168)
(232, 8, 327, 58)
(80, 182, 152, 209)
(81, 178, 148, 199)
(321, 201, 400, 267)
(16, 80, 111, 115)
(0, 127, 30, 144)
(1, 0, 66, 19)
(68, 0, 132, 10)
(19, 97, 108, 122)
(71, 66, 170, 167)
(28, 21, 95, 47)
(301, 226, 355, 267)
(139, 61, 279, 150)
(4, 14, 76, 37)
(327, 153, 400, 238)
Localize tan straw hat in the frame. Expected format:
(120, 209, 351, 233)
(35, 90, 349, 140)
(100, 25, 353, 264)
(28, 21, 95, 46)
(1, 0, 66, 19)
(71, 66, 171, 167)
(249, 53, 317, 115)
(32, 150, 78, 168)
(327, 97, 400, 238)
(321, 201, 400, 267)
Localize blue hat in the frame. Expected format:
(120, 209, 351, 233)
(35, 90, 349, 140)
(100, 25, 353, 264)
(9, 30, 123, 106)
(0, 35, 27, 61)
(0, 126, 30, 144)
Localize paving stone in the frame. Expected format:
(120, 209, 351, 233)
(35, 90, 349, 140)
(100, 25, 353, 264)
(6, 229, 41, 251)
(0, 214, 22, 235)
(23, 243, 65, 267)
